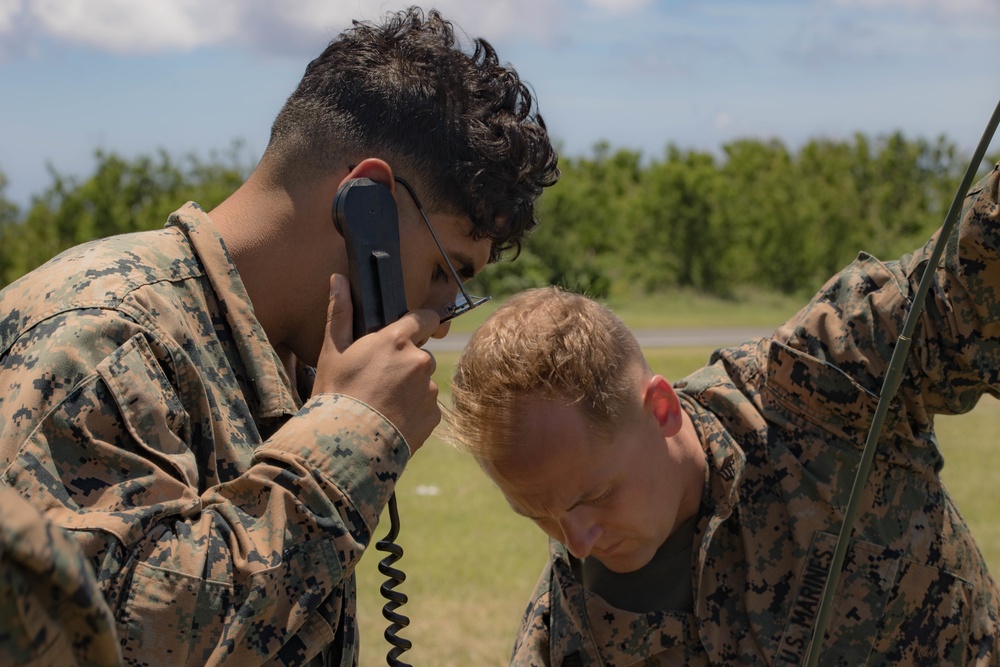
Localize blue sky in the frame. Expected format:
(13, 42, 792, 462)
(2, 0, 999, 207)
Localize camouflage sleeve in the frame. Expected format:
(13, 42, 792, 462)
(1, 310, 409, 664)
(776, 162, 1000, 419)
(0, 481, 121, 667)
(907, 161, 1000, 412)
(510, 563, 555, 667)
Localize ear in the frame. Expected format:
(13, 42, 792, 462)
(642, 374, 683, 438)
(342, 158, 395, 192)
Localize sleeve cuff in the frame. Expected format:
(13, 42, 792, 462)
(254, 393, 410, 532)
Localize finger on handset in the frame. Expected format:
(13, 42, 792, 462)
(394, 308, 443, 347)
(325, 273, 354, 352)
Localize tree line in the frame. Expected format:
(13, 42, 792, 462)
(2, 133, 995, 298)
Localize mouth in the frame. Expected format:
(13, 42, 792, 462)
(595, 539, 625, 559)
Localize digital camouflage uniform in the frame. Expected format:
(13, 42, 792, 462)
(512, 165, 1000, 666)
(0, 203, 410, 666)
(0, 481, 121, 667)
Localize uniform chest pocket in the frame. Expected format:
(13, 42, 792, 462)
(763, 340, 893, 447)
(773, 531, 972, 667)
(870, 558, 973, 666)
(96, 333, 196, 488)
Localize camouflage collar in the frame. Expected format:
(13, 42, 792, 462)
(680, 393, 746, 509)
(166, 202, 298, 418)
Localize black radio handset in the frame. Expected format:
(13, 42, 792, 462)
(333, 178, 408, 338)
(332, 178, 413, 667)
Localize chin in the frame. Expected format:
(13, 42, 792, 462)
(595, 545, 654, 574)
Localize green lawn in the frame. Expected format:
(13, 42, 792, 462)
(356, 348, 545, 667)
(936, 396, 1000, 569)
(354, 322, 1000, 666)
(446, 288, 804, 334)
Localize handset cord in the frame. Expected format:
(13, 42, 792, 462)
(376, 493, 411, 666)
(804, 97, 1000, 667)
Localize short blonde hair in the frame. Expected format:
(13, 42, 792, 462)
(446, 287, 647, 459)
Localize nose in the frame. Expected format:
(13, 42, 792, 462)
(559, 511, 603, 560)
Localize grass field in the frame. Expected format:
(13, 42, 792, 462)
(354, 298, 1000, 666)
(446, 287, 806, 335)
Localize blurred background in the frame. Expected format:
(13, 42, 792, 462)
(2, 2, 1000, 664)
(2, 0, 1000, 300)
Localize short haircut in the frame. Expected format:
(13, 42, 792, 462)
(266, 6, 560, 262)
(447, 287, 647, 459)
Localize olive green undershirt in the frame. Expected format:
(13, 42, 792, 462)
(570, 515, 697, 613)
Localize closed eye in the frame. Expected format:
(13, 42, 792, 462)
(433, 264, 451, 284)
(559, 488, 616, 515)
(511, 486, 614, 522)
(585, 487, 614, 507)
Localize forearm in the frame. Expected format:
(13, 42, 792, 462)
(904, 161, 1000, 412)
(773, 162, 1000, 420)
(5, 389, 407, 664)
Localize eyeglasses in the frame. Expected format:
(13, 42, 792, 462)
(393, 176, 492, 323)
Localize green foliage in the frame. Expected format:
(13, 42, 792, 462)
(0, 172, 21, 287)
(630, 146, 724, 294)
(0, 142, 251, 287)
(0, 132, 985, 296)
(478, 141, 645, 298)
(474, 130, 973, 301)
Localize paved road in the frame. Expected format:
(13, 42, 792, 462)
(424, 326, 776, 352)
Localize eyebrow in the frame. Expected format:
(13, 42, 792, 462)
(449, 251, 477, 280)
(509, 485, 609, 520)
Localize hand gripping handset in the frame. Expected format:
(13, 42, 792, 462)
(332, 178, 413, 667)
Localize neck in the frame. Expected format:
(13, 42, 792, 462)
(670, 409, 707, 531)
(209, 172, 343, 367)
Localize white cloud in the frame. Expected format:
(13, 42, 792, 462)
(825, 0, 999, 17)
(431, 0, 571, 44)
(0, 0, 21, 33)
(712, 112, 733, 130)
(28, 0, 234, 53)
(585, 0, 654, 13)
(0, 0, 572, 58)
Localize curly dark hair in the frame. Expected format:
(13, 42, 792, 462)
(267, 6, 560, 261)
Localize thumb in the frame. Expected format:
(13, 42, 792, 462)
(326, 273, 355, 352)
